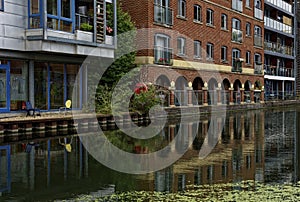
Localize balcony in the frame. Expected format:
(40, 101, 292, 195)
(264, 41, 293, 56)
(154, 4, 173, 26)
(232, 28, 243, 43)
(264, 16, 293, 35)
(264, 65, 294, 77)
(254, 63, 263, 74)
(265, 0, 293, 14)
(232, 0, 243, 12)
(232, 58, 243, 73)
(254, 34, 263, 47)
(154, 46, 173, 65)
(254, 8, 263, 20)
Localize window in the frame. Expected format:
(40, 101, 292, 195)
(254, 53, 262, 64)
(177, 37, 186, 55)
(29, 0, 41, 28)
(246, 0, 250, 7)
(178, 0, 186, 18)
(246, 51, 251, 64)
(232, 48, 242, 72)
(255, 0, 261, 9)
(232, 18, 242, 43)
(206, 43, 214, 60)
(206, 9, 214, 26)
(194, 40, 201, 58)
(254, 25, 262, 47)
(154, 0, 173, 25)
(246, 23, 251, 36)
(46, 0, 73, 32)
(194, 5, 202, 22)
(0, 0, 4, 11)
(154, 34, 172, 65)
(221, 14, 227, 30)
(221, 46, 227, 61)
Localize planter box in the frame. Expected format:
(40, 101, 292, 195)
(75, 30, 93, 42)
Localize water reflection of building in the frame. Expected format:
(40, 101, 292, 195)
(138, 111, 266, 192)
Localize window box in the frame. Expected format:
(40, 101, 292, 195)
(75, 30, 93, 42)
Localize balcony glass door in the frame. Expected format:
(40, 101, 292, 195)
(0, 63, 10, 112)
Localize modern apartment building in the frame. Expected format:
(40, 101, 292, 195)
(263, 0, 296, 100)
(0, 0, 116, 113)
(121, 0, 265, 106)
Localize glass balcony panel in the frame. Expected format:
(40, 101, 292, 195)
(154, 4, 173, 26)
(254, 35, 262, 47)
(232, 28, 243, 43)
(232, 0, 243, 12)
(254, 8, 263, 20)
(154, 46, 173, 65)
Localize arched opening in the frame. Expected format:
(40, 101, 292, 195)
(222, 78, 230, 104)
(156, 75, 171, 107)
(192, 77, 204, 105)
(254, 80, 262, 103)
(156, 75, 170, 88)
(175, 76, 188, 106)
(233, 79, 242, 104)
(244, 80, 251, 103)
(208, 78, 218, 105)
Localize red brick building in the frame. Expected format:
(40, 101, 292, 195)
(121, 0, 265, 105)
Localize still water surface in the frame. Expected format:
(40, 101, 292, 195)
(0, 107, 299, 201)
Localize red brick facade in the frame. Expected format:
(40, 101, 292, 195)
(121, 0, 265, 104)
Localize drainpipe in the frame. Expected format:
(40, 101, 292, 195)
(113, 0, 117, 48)
(43, 0, 47, 40)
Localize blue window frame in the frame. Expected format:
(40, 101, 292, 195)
(0, 0, 4, 11)
(28, 0, 75, 32)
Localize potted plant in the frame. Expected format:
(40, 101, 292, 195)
(80, 23, 93, 32)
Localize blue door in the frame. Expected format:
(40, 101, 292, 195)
(0, 63, 10, 112)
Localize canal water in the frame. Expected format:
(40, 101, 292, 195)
(0, 107, 299, 201)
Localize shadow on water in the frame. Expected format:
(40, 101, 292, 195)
(0, 107, 299, 201)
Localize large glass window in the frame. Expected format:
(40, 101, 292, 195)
(47, 0, 58, 15)
(66, 65, 80, 108)
(10, 61, 28, 111)
(154, 34, 172, 65)
(34, 62, 81, 110)
(34, 63, 49, 110)
(221, 46, 227, 61)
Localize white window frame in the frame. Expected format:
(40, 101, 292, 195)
(246, 0, 250, 8)
(246, 23, 251, 36)
(178, 0, 186, 18)
(221, 46, 227, 61)
(221, 14, 227, 30)
(194, 4, 201, 22)
(254, 53, 262, 64)
(206, 9, 214, 26)
(177, 37, 186, 56)
(246, 51, 251, 64)
(206, 43, 214, 60)
(194, 40, 201, 58)
(254, 25, 262, 36)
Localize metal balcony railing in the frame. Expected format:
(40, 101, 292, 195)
(264, 16, 293, 35)
(254, 8, 263, 20)
(154, 46, 173, 65)
(254, 63, 263, 74)
(232, 58, 243, 73)
(264, 64, 294, 77)
(265, 0, 293, 14)
(75, 13, 90, 30)
(264, 41, 293, 56)
(232, 28, 243, 43)
(154, 4, 173, 26)
(232, 0, 243, 12)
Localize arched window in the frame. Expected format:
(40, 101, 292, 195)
(178, 0, 186, 17)
(154, 34, 172, 65)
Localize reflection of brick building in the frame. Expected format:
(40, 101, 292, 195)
(121, 0, 265, 105)
(137, 111, 265, 192)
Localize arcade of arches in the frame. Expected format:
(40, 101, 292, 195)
(149, 68, 264, 106)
